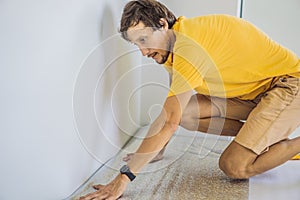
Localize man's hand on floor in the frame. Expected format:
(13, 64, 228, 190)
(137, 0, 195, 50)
(79, 174, 130, 200)
(123, 146, 166, 163)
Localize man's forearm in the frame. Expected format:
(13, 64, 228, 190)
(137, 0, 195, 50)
(127, 119, 177, 174)
(125, 91, 193, 176)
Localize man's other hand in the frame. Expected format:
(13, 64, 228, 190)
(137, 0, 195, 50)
(79, 174, 130, 200)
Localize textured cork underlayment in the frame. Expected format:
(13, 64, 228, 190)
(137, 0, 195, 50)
(71, 126, 249, 200)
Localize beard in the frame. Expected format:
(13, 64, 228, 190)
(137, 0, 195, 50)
(155, 51, 170, 64)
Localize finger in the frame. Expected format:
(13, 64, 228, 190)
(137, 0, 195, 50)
(95, 192, 110, 200)
(80, 191, 108, 200)
(106, 194, 122, 200)
(93, 184, 104, 190)
(79, 191, 98, 200)
(123, 153, 133, 159)
(106, 196, 117, 200)
(79, 192, 98, 200)
(122, 153, 133, 161)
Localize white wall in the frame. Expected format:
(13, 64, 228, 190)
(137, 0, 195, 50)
(0, 0, 142, 199)
(243, 0, 300, 137)
(160, 0, 240, 18)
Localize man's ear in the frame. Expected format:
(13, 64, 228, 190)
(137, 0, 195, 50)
(159, 18, 169, 30)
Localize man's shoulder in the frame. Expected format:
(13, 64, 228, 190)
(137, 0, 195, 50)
(179, 14, 239, 23)
(174, 14, 240, 33)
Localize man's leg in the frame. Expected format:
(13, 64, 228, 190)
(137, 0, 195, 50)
(184, 117, 244, 136)
(153, 94, 256, 162)
(219, 137, 300, 179)
(219, 76, 300, 179)
(124, 94, 254, 162)
(180, 94, 256, 136)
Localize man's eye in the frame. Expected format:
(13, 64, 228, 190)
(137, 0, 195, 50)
(139, 38, 146, 43)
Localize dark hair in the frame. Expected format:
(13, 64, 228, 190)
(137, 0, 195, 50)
(119, 0, 177, 41)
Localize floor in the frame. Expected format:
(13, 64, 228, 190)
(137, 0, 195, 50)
(249, 160, 300, 200)
(70, 126, 300, 200)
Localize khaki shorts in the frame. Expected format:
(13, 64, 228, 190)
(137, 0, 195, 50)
(210, 76, 300, 155)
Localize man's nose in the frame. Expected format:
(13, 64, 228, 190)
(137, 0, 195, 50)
(139, 47, 150, 56)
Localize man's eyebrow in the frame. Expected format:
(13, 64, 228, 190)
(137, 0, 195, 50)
(132, 35, 148, 44)
(138, 35, 147, 40)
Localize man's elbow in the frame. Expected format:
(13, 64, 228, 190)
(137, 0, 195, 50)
(164, 121, 179, 132)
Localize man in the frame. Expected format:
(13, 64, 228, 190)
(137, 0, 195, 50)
(80, 0, 300, 199)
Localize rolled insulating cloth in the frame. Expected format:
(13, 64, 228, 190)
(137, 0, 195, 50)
(291, 154, 300, 160)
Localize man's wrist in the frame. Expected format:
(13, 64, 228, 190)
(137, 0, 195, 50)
(120, 165, 136, 181)
(119, 173, 132, 183)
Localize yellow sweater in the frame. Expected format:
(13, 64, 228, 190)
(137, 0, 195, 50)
(165, 15, 300, 99)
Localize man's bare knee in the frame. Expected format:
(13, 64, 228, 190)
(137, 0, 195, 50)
(219, 156, 251, 179)
(219, 141, 257, 179)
